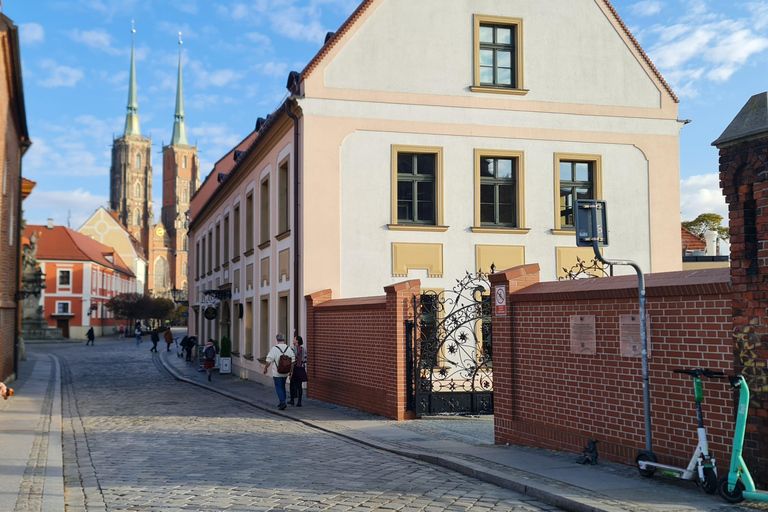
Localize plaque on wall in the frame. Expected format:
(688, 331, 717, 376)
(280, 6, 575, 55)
(620, 314, 651, 358)
(204, 306, 218, 320)
(570, 315, 596, 355)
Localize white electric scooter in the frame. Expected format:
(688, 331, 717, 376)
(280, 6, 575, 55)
(636, 368, 725, 493)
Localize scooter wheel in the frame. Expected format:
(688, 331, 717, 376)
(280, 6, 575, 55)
(636, 453, 656, 477)
(717, 474, 744, 503)
(701, 467, 717, 494)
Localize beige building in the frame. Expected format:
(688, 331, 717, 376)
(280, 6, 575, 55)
(189, 0, 683, 382)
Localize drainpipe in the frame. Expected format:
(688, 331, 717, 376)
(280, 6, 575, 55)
(285, 101, 301, 338)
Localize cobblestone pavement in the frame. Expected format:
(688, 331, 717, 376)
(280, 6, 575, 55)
(38, 341, 565, 512)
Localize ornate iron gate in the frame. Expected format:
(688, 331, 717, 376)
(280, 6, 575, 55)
(413, 271, 493, 416)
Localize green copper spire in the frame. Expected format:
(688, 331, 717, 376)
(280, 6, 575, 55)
(171, 32, 188, 146)
(124, 22, 141, 137)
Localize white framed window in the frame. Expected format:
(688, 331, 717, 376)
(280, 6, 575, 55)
(58, 269, 72, 287)
(56, 301, 70, 314)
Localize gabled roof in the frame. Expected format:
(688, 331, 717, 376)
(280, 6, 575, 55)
(24, 225, 135, 277)
(681, 226, 706, 252)
(712, 92, 768, 147)
(298, 0, 678, 103)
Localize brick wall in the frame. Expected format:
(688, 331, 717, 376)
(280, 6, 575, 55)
(306, 280, 419, 420)
(719, 133, 768, 486)
(492, 264, 735, 468)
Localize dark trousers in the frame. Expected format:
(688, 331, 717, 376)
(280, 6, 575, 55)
(150, 341, 158, 352)
(290, 375, 303, 403)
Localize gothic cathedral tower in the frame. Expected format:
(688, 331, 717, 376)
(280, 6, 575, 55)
(109, 27, 152, 251)
(153, 36, 199, 299)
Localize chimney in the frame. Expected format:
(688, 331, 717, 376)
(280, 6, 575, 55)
(47, 218, 54, 230)
(704, 230, 718, 256)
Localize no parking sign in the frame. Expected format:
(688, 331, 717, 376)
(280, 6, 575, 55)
(494, 286, 506, 316)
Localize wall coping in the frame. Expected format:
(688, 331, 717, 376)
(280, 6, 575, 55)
(509, 267, 731, 302)
(489, 263, 540, 284)
(384, 279, 421, 294)
(315, 295, 387, 310)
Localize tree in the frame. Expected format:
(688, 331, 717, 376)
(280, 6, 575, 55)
(105, 294, 175, 326)
(681, 213, 730, 242)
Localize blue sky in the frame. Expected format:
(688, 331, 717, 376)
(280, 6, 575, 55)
(8, 0, 768, 230)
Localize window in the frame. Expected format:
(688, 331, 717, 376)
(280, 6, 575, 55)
(278, 293, 289, 340)
(259, 296, 269, 357)
(472, 16, 524, 94)
(136, 153, 142, 169)
(391, 146, 445, 229)
(233, 204, 241, 257)
(134, 209, 141, 226)
(233, 301, 241, 354)
(201, 236, 206, 275)
(207, 230, 213, 273)
(215, 223, 221, 268)
(245, 300, 253, 357)
(134, 182, 141, 198)
(223, 215, 230, 261)
(182, 236, 188, 251)
(245, 194, 254, 252)
(260, 178, 270, 244)
(554, 153, 602, 231)
(57, 302, 70, 314)
(278, 160, 290, 234)
(181, 186, 188, 203)
(473, 150, 526, 232)
(154, 257, 169, 289)
(196, 241, 200, 278)
(58, 270, 71, 286)
(182, 262, 188, 277)
(183, 155, 188, 169)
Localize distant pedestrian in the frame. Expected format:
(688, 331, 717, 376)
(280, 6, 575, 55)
(164, 328, 174, 352)
(263, 333, 294, 410)
(203, 339, 216, 381)
(150, 329, 159, 353)
(119, 325, 125, 340)
(135, 326, 142, 345)
(180, 335, 194, 361)
(86, 327, 95, 346)
(0, 382, 12, 400)
(289, 335, 307, 407)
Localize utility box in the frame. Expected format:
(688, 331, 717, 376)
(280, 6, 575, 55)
(575, 199, 608, 247)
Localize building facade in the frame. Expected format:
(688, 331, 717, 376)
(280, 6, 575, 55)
(0, 12, 30, 382)
(24, 224, 137, 339)
(188, 0, 683, 383)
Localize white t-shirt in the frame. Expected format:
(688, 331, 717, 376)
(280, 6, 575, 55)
(265, 343, 295, 377)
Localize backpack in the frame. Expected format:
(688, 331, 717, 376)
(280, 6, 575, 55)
(276, 345, 292, 374)
(204, 345, 216, 361)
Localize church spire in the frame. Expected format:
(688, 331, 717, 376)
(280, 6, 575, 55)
(124, 21, 141, 137)
(171, 32, 188, 146)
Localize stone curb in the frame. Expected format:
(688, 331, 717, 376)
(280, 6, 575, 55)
(157, 354, 615, 512)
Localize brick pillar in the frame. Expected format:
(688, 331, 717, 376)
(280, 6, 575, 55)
(384, 279, 420, 420)
(488, 264, 540, 445)
(305, 289, 332, 396)
(718, 130, 768, 487)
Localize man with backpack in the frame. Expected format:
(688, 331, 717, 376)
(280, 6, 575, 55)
(263, 333, 295, 410)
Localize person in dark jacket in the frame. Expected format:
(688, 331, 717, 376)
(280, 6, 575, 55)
(288, 335, 307, 406)
(164, 328, 174, 351)
(86, 327, 95, 346)
(150, 329, 160, 353)
(203, 339, 216, 381)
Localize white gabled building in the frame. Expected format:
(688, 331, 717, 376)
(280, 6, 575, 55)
(189, 0, 682, 382)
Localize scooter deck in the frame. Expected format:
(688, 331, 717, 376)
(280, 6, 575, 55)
(638, 461, 696, 480)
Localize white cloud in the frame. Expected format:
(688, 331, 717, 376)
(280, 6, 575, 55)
(37, 60, 84, 87)
(257, 61, 288, 78)
(68, 28, 123, 55)
(24, 188, 108, 229)
(680, 173, 727, 222)
(171, 0, 198, 14)
(188, 60, 244, 88)
(19, 23, 45, 46)
(631, 1, 663, 17)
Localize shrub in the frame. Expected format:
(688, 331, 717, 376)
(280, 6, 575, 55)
(220, 336, 232, 358)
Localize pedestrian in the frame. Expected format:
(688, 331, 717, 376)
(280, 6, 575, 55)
(180, 335, 193, 361)
(203, 339, 216, 381)
(135, 322, 142, 346)
(150, 329, 159, 353)
(164, 328, 174, 352)
(288, 335, 307, 407)
(119, 325, 125, 340)
(86, 326, 95, 346)
(263, 333, 294, 410)
(0, 382, 13, 400)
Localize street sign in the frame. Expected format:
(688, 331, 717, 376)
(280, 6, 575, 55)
(574, 199, 608, 247)
(182, 312, 189, 318)
(494, 286, 506, 316)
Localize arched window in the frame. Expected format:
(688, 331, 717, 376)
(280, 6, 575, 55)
(182, 281, 188, 295)
(136, 153, 142, 169)
(134, 182, 141, 198)
(182, 262, 188, 276)
(154, 257, 169, 289)
(182, 236, 188, 251)
(134, 209, 141, 226)
(183, 155, 188, 169)
(181, 188, 188, 203)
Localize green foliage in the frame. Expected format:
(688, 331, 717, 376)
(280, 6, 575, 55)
(681, 213, 730, 242)
(220, 336, 232, 358)
(104, 293, 176, 323)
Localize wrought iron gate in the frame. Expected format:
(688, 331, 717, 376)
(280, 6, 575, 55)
(412, 271, 493, 416)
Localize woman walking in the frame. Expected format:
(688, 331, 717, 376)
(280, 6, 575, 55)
(203, 339, 216, 381)
(289, 335, 307, 407)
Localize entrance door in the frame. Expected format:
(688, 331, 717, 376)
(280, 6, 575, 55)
(57, 319, 70, 338)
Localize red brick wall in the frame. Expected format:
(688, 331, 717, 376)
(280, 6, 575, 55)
(492, 265, 735, 468)
(306, 280, 419, 420)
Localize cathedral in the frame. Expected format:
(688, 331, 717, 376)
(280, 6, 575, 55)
(108, 33, 200, 299)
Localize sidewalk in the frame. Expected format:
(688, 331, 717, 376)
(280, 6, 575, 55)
(159, 351, 754, 512)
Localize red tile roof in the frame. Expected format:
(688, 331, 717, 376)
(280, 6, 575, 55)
(681, 226, 706, 252)
(23, 225, 134, 277)
(299, 0, 678, 103)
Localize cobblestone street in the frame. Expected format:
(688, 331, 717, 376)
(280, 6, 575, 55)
(38, 340, 562, 512)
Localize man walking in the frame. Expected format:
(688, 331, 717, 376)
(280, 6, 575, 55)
(150, 329, 160, 353)
(263, 333, 294, 410)
(85, 326, 95, 346)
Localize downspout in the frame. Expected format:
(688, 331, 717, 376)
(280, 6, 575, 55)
(285, 101, 301, 337)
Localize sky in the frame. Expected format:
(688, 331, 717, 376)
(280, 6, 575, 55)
(7, 0, 768, 231)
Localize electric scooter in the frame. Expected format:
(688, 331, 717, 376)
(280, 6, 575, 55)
(717, 374, 768, 503)
(636, 368, 725, 494)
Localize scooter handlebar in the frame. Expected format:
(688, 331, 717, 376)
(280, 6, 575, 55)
(672, 368, 725, 378)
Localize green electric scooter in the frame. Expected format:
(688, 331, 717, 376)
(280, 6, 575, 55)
(636, 368, 724, 493)
(717, 375, 768, 503)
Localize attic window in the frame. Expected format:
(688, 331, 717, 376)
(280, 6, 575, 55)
(471, 15, 526, 96)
